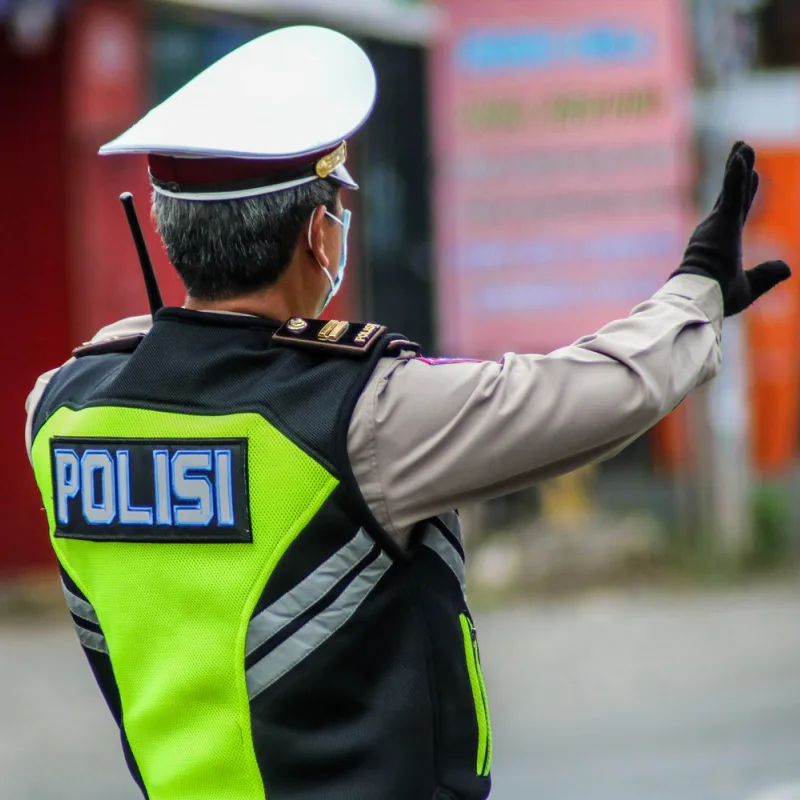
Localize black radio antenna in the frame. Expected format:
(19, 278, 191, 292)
(120, 192, 163, 315)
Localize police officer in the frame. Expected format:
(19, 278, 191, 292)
(24, 25, 790, 800)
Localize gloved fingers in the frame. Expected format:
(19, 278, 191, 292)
(743, 170, 760, 221)
(719, 153, 748, 215)
(746, 259, 792, 300)
(725, 140, 747, 171)
(738, 142, 755, 175)
(738, 141, 758, 220)
(712, 141, 748, 211)
(713, 140, 745, 211)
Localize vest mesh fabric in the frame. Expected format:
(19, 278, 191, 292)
(32, 406, 337, 800)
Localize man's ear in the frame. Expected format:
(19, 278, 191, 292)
(307, 205, 330, 268)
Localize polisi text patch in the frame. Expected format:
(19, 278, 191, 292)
(50, 438, 251, 543)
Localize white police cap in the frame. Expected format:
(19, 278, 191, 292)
(99, 26, 377, 201)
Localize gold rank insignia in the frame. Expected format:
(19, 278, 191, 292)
(272, 317, 387, 358)
(318, 320, 350, 342)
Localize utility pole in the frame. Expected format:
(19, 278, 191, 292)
(684, 0, 763, 562)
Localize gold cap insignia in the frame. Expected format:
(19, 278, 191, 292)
(315, 142, 348, 179)
(318, 320, 350, 342)
(286, 318, 309, 333)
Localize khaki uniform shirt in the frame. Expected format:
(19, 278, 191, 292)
(25, 274, 723, 548)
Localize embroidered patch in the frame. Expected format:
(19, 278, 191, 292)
(50, 438, 251, 543)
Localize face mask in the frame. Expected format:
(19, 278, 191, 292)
(308, 208, 351, 314)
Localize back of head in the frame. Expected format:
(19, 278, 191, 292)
(152, 181, 339, 301)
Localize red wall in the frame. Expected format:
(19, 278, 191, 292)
(1, 0, 181, 574)
(65, 0, 181, 344)
(0, 29, 71, 572)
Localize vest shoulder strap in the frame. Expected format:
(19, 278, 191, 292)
(272, 318, 418, 358)
(73, 333, 146, 359)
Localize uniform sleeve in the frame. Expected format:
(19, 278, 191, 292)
(347, 274, 723, 542)
(23, 314, 153, 460)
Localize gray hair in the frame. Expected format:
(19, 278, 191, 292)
(152, 179, 339, 300)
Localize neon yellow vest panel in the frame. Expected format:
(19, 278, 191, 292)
(32, 405, 338, 800)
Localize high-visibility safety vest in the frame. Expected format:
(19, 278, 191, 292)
(30, 308, 493, 800)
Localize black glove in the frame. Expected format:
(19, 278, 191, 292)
(672, 141, 791, 316)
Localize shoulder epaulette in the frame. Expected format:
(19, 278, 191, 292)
(271, 318, 387, 358)
(385, 338, 421, 355)
(73, 333, 146, 359)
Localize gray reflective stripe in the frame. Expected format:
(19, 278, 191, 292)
(61, 580, 99, 625)
(60, 581, 108, 653)
(247, 550, 392, 700)
(74, 625, 108, 654)
(245, 529, 374, 658)
(423, 526, 466, 596)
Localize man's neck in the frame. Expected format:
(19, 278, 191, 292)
(183, 291, 314, 321)
(182, 258, 323, 320)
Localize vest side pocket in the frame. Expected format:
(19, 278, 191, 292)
(458, 613, 493, 777)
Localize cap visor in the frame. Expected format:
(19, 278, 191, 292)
(331, 164, 358, 190)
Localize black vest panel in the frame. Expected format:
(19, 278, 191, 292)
(32, 308, 492, 800)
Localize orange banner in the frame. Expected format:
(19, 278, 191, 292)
(743, 147, 800, 474)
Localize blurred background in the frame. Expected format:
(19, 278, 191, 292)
(3, 0, 800, 798)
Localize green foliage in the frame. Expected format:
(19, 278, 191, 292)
(748, 481, 793, 568)
(663, 479, 795, 583)
(665, 528, 739, 585)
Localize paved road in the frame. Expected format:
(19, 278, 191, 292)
(1, 582, 799, 799)
(482, 583, 800, 800)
